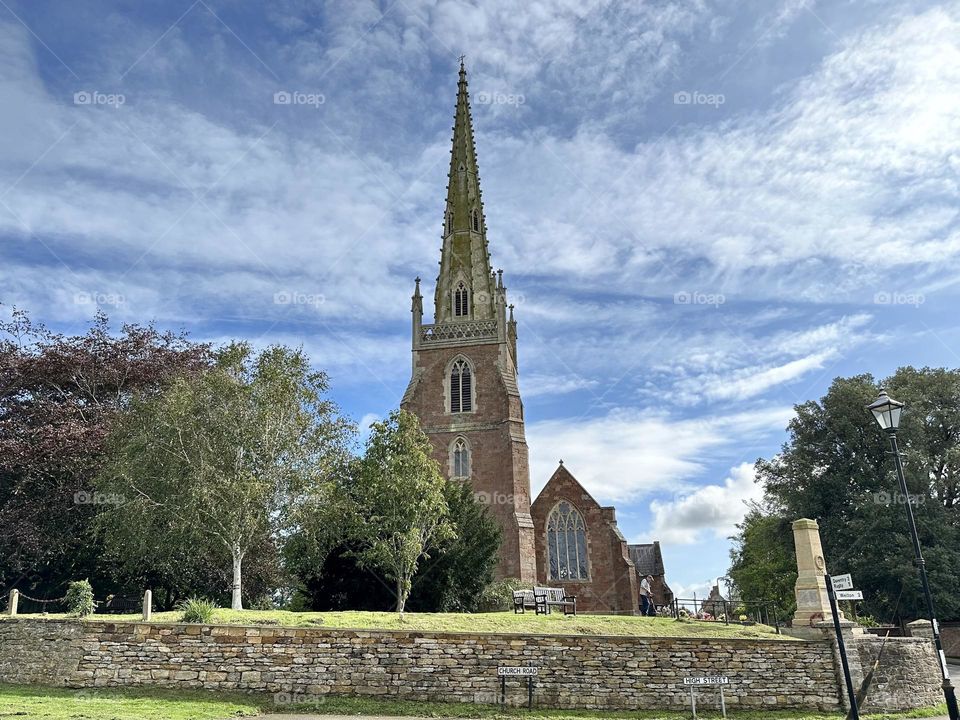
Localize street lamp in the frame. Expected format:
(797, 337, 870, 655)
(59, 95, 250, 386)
(867, 388, 959, 720)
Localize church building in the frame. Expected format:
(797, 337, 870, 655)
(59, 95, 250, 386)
(402, 62, 669, 614)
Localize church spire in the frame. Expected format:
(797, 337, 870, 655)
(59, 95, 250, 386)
(434, 59, 497, 323)
(446, 57, 483, 234)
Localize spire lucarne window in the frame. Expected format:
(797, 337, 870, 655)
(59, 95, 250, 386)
(450, 357, 472, 413)
(454, 282, 469, 317)
(547, 501, 589, 580)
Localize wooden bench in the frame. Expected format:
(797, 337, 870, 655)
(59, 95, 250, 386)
(513, 589, 536, 614)
(534, 586, 577, 616)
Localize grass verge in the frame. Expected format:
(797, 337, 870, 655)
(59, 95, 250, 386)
(0, 684, 947, 720)
(2, 610, 794, 641)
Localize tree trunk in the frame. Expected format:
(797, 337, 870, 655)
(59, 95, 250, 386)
(231, 544, 244, 611)
(396, 574, 406, 614)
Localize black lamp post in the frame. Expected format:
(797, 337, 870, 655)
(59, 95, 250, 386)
(867, 388, 959, 720)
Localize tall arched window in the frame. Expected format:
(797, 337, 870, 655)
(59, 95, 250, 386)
(451, 437, 470, 478)
(547, 501, 588, 580)
(450, 357, 472, 413)
(454, 281, 469, 317)
(471, 209, 480, 232)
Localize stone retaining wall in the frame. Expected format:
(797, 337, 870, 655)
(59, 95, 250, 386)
(0, 618, 940, 712)
(854, 635, 945, 711)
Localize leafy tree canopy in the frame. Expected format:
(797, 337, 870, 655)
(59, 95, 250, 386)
(730, 367, 960, 623)
(0, 307, 210, 596)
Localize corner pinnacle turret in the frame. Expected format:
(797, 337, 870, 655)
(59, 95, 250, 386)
(434, 60, 498, 324)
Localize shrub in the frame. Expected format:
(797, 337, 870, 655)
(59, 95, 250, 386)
(65, 580, 97, 617)
(477, 578, 526, 612)
(249, 595, 275, 611)
(177, 597, 217, 624)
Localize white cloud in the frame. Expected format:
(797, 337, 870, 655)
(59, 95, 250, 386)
(528, 408, 791, 504)
(648, 462, 763, 545)
(521, 373, 598, 398)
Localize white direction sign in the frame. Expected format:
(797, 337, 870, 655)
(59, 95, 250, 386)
(498, 667, 539, 677)
(683, 676, 729, 686)
(830, 573, 854, 591)
(835, 590, 864, 601)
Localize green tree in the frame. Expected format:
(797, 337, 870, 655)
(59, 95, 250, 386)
(96, 343, 351, 610)
(0, 307, 210, 597)
(350, 410, 455, 613)
(733, 367, 960, 623)
(406, 478, 502, 612)
(728, 505, 797, 620)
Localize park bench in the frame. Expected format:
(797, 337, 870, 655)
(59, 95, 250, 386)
(98, 594, 141, 614)
(533, 586, 577, 616)
(512, 589, 536, 613)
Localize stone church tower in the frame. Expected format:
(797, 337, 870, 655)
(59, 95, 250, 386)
(401, 62, 537, 582)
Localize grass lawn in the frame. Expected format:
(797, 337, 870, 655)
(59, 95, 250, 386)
(0, 683, 261, 719)
(5, 609, 797, 640)
(0, 684, 948, 720)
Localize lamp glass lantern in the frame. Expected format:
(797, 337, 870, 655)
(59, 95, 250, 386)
(867, 388, 904, 432)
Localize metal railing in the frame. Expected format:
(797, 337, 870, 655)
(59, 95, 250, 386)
(668, 597, 781, 634)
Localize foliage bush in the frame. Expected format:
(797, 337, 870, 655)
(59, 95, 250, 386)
(65, 579, 97, 617)
(177, 597, 217, 623)
(249, 595, 276, 611)
(477, 578, 526, 612)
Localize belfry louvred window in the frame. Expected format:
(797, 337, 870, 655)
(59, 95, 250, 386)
(547, 501, 589, 580)
(450, 358, 472, 413)
(454, 282, 469, 317)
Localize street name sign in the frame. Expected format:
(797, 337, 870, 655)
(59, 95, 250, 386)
(831, 574, 853, 591)
(498, 667, 539, 676)
(835, 590, 864, 601)
(683, 676, 729, 686)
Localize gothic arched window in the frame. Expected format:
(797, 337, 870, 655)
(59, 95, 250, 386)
(451, 437, 470, 478)
(454, 281, 469, 317)
(547, 501, 588, 580)
(472, 209, 480, 232)
(450, 357, 472, 413)
(446, 210, 453, 234)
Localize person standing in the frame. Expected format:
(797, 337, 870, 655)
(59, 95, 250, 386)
(639, 574, 656, 616)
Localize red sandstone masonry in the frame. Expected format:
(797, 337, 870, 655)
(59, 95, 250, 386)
(531, 465, 639, 614)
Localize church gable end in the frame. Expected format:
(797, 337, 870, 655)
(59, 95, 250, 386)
(532, 463, 640, 614)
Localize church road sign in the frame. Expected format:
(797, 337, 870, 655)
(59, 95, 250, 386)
(498, 666, 539, 676)
(831, 573, 854, 591)
(683, 676, 729, 685)
(835, 590, 864, 601)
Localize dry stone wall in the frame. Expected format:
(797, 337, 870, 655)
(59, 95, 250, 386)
(854, 635, 946, 712)
(0, 618, 939, 712)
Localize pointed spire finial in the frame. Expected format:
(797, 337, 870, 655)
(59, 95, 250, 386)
(559, 459, 564, 466)
(509, 303, 515, 322)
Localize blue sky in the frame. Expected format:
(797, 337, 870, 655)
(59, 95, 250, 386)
(2, 0, 959, 598)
